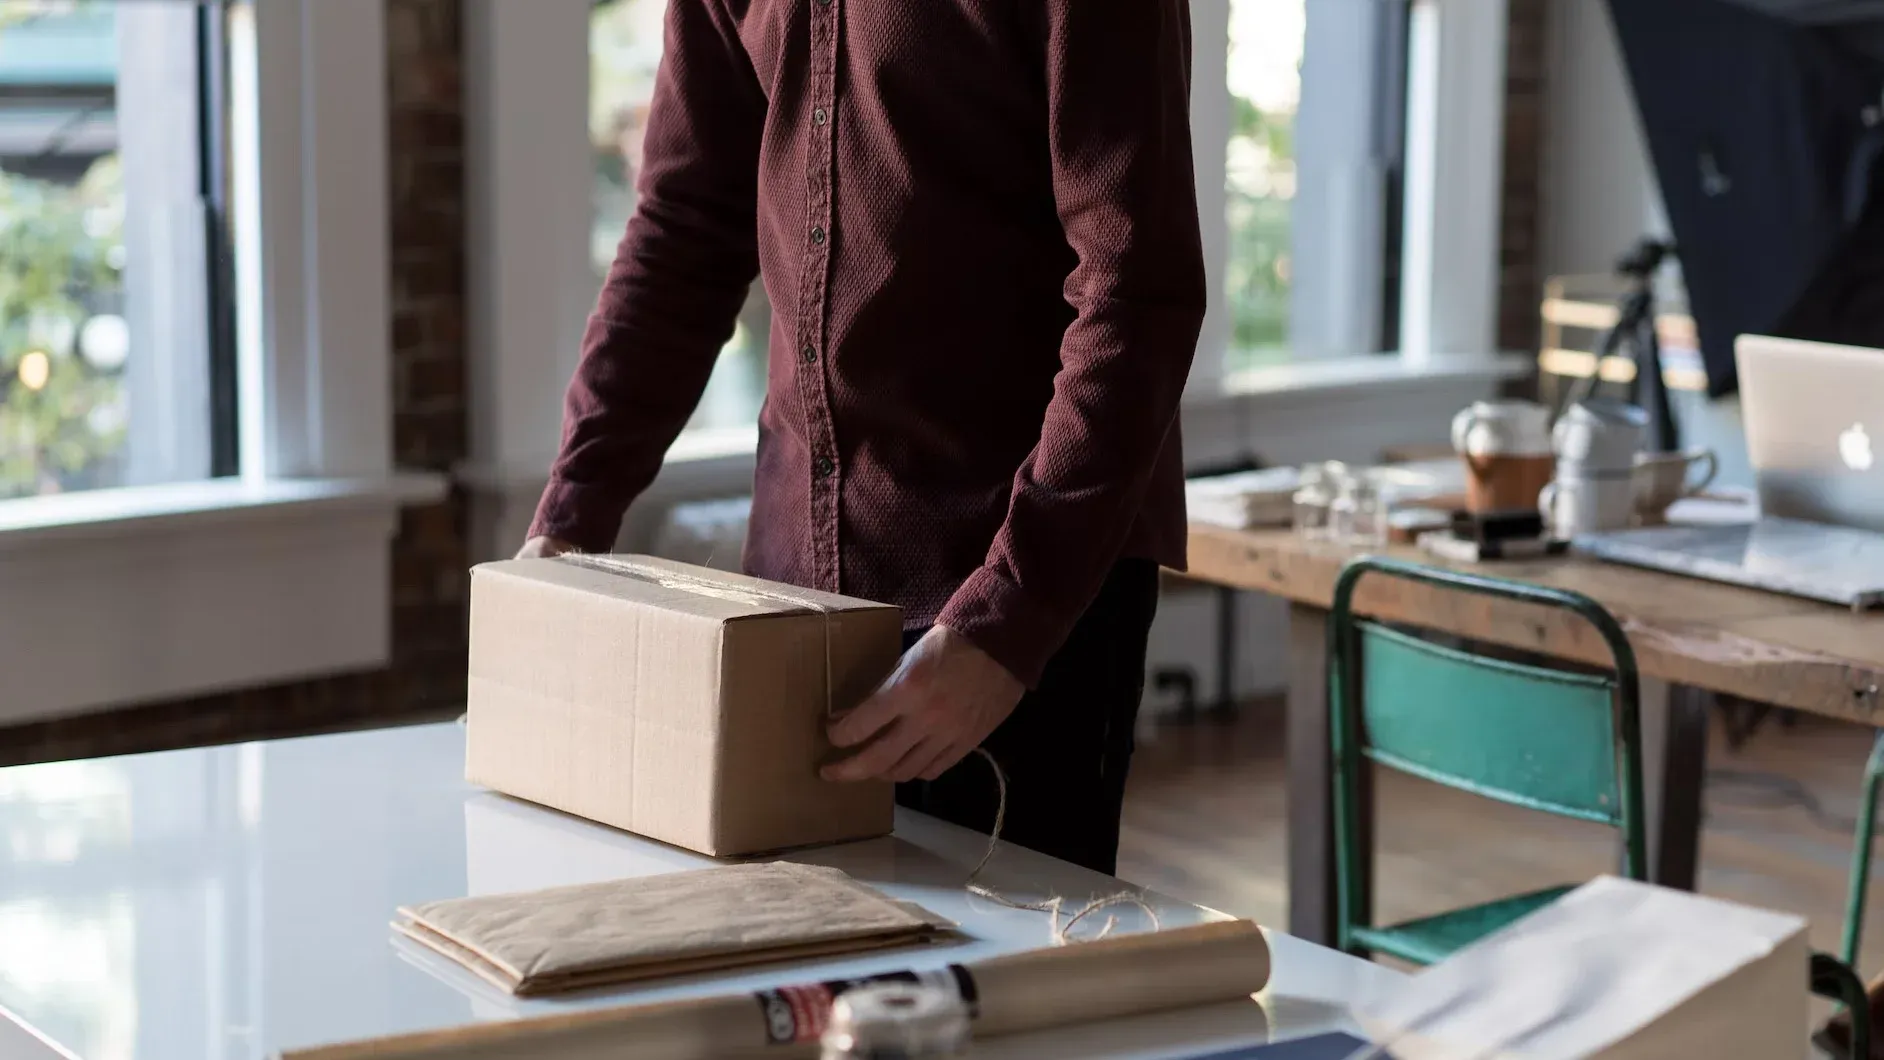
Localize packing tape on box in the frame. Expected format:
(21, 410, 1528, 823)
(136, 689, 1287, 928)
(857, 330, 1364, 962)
(559, 553, 842, 718)
(279, 918, 1272, 1060)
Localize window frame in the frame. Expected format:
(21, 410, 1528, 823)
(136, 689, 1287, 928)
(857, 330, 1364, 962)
(2, 2, 244, 496)
(113, 0, 237, 489)
(1200, 0, 1404, 368)
(233, 0, 392, 482)
(0, 0, 444, 725)
(1397, 0, 1512, 363)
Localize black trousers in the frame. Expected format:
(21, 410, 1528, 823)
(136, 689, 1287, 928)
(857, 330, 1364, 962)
(895, 560, 1160, 876)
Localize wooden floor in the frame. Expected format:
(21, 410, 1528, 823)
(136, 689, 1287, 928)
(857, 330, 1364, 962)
(1119, 699, 1884, 978)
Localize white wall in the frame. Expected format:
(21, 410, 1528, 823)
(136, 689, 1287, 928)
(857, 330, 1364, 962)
(1539, 0, 1670, 281)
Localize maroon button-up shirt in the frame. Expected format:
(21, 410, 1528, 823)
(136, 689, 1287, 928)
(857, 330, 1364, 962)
(531, 0, 1206, 687)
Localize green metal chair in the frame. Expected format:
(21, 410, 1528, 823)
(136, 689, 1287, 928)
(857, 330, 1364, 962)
(1328, 556, 1649, 966)
(1841, 732, 1884, 971)
(1814, 731, 1884, 1060)
(1815, 952, 1872, 1060)
(1329, 556, 1873, 1057)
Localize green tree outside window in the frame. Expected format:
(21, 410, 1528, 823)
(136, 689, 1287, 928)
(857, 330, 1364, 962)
(0, 0, 126, 498)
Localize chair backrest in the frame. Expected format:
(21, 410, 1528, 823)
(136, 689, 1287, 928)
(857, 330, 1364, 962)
(1355, 624, 1628, 822)
(1328, 556, 1649, 904)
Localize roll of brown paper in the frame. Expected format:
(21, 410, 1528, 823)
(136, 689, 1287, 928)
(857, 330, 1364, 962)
(280, 919, 1272, 1060)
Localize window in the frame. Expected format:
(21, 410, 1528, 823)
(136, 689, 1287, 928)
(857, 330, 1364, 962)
(1225, 0, 1304, 369)
(590, 0, 769, 434)
(0, 0, 420, 726)
(0, 0, 234, 500)
(577, 1, 1413, 398)
(1213, 0, 1411, 371)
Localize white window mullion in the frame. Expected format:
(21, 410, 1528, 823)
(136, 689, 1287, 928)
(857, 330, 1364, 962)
(299, 0, 391, 479)
(463, 0, 594, 481)
(1289, 0, 1396, 359)
(117, 4, 213, 486)
(234, 0, 390, 481)
(1399, 0, 1509, 363)
(1188, 0, 1233, 395)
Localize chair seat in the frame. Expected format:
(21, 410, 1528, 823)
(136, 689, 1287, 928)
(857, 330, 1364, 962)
(1349, 885, 1578, 966)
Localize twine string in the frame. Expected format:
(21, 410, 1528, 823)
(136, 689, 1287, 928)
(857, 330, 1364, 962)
(964, 748, 1161, 945)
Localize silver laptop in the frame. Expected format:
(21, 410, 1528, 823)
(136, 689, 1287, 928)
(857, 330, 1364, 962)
(1738, 335, 1884, 531)
(1573, 335, 1884, 610)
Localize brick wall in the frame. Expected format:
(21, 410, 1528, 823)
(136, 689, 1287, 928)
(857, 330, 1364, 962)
(1498, 0, 1548, 358)
(386, 0, 472, 714)
(0, 0, 471, 766)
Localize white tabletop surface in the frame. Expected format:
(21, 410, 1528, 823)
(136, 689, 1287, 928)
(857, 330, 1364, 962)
(0, 722, 1399, 1060)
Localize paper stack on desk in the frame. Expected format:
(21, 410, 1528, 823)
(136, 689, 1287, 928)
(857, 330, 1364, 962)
(1353, 876, 1809, 1059)
(1185, 460, 1467, 531)
(1186, 467, 1305, 529)
(394, 863, 952, 996)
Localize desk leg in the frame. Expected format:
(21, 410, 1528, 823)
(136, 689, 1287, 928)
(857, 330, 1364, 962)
(1286, 603, 1368, 946)
(1214, 585, 1238, 717)
(1641, 679, 1709, 890)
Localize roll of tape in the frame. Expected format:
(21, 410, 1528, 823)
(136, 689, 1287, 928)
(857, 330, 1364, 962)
(821, 981, 972, 1059)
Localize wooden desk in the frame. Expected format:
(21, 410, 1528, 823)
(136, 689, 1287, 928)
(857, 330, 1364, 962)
(1187, 523, 1884, 947)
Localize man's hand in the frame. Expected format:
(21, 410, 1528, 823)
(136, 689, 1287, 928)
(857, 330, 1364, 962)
(822, 625, 1025, 784)
(515, 535, 576, 559)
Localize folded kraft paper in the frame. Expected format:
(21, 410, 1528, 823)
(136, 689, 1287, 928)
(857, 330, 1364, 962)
(393, 863, 953, 997)
(465, 555, 902, 857)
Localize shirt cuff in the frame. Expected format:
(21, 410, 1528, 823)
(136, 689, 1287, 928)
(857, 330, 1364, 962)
(934, 566, 1076, 690)
(527, 479, 628, 555)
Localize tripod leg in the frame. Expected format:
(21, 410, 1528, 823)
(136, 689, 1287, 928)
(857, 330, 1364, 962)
(1633, 307, 1681, 452)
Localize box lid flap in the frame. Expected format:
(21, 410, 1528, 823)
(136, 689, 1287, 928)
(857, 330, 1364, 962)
(473, 555, 895, 623)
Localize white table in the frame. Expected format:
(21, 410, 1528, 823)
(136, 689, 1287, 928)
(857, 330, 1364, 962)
(0, 723, 1399, 1059)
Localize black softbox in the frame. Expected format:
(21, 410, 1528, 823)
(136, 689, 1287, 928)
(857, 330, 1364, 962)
(1607, 0, 1884, 396)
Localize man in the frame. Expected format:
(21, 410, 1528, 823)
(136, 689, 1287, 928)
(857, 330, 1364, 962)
(520, 0, 1205, 877)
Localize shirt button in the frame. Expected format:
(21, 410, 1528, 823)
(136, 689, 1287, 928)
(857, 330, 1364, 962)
(811, 226, 826, 245)
(813, 107, 829, 126)
(813, 456, 835, 479)
(800, 344, 817, 364)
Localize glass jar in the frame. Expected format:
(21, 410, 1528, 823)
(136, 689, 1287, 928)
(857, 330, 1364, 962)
(1292, 461, 1347, 539)
(1331, 472, 1388, 549)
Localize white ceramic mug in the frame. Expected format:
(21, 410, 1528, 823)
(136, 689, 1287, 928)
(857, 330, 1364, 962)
(1632, 447, 1719, 524)
(1553, 399, 1650, 474)
(1539, 474, 1636, 539)
(1452, 401, 1555, 513)
(1452, 400, 1553, 459)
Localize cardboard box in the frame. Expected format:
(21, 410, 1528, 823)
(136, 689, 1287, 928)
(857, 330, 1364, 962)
(466, 555, 900, 856)
(1354, 876, 1809, 1059)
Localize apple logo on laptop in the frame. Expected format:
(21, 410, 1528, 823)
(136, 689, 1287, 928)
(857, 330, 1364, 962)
(1841, 423, 1875, 472)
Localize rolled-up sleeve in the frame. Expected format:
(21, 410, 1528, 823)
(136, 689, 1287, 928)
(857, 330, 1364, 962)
(529, 1, 766, 552)
(935, 0, 1206, 686)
